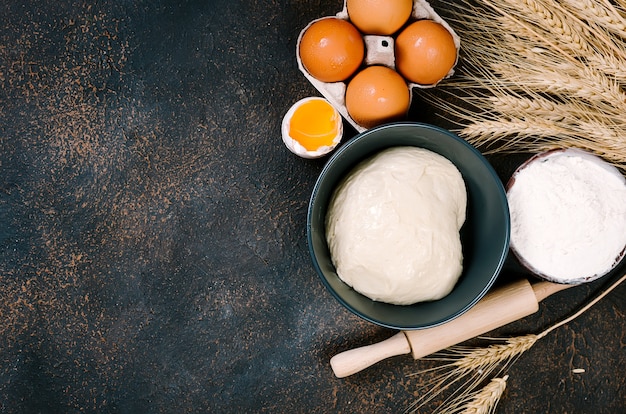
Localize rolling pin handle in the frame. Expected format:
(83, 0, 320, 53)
(330, 278, 577, 379)
(330, 331, 412, 378)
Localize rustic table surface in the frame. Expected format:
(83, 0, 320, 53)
(1, 1, 624, 412)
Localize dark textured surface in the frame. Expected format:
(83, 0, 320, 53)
(1, 1, 624, 413)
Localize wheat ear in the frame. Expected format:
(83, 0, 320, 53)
(406, 272, 626, 413)
(403, 335, 534, 413)
(425, 0, 626, 170)
(563, 0, 626, 39)
(448, 376, 508, 414)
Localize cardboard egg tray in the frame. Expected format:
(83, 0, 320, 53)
(296, 0, 461, 133)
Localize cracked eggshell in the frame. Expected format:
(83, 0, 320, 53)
(296, 0, 460, 132)
(281, 97, 344, 159)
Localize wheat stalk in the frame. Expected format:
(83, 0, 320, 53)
(586, 52, 626, 84)
(404, 336, 534, 413)
(483, 95, 621, 123)
(563, 0, 626, 39)
(427, 0, 626, 171)
(454, 336, 539, 372)
(461, 117, 626, 164)
(410, 376, 509, 414)
(451, 376, 508, 414)
(496, 0, 626, 60)
(448, 17, 625, 108)
(499, 0, 593, 55)
(464, 12, 626, 83)
(406, 272, 626, 413)
(487, 59, 626, 109)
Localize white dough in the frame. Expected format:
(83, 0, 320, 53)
(325, 147, 467, 305)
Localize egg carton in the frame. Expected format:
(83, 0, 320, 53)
(296, 0, 461, 133)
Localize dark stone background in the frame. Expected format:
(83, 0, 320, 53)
(1, 0, 624, 412)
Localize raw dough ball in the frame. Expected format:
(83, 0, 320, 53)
(325, 147, 467, 305)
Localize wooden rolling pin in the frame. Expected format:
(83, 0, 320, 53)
(330, 278, 574, 378)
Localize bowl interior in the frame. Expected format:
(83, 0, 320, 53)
(507, 148, 626, 284)
(307, 122, 510, 330)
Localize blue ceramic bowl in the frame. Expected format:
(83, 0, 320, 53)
(307, 122, 510, 330)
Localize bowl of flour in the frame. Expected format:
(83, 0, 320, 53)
(507, 148, 626, 284)
(307, 122, 510, 330)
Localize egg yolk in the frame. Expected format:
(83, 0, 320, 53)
(289, 99, 340, 151)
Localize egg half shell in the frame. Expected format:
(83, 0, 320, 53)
(281, 97, 344, 159)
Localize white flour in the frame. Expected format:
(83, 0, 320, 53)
(508, 149, 626, 282)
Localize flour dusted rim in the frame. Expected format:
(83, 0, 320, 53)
(506, 148, 626, 284)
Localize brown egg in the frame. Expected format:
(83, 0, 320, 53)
(347, 0, 413, 35)
(345, 66, 410, 128)
(299, 18, 365, 83)
(395, 20, 457, 85)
